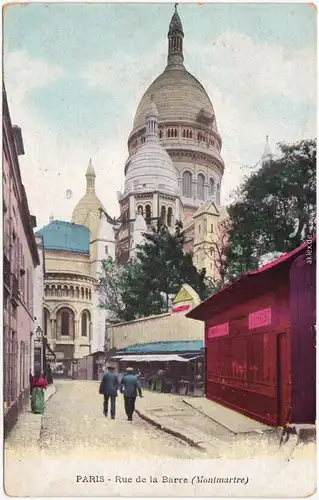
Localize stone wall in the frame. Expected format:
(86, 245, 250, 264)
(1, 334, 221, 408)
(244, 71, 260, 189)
(106, 311, 204, 350)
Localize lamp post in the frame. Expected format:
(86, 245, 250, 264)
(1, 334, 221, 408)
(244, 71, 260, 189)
(35, 326, 47, 375)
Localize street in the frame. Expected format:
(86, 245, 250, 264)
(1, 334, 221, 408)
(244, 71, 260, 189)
(5, 380, 204, 461)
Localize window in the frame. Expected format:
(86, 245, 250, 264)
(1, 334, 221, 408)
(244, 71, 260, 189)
(167, 129, 171, 138)
(159, 129, 163, 139)
(51, 285, 56, 297)
(209, 178, 215, 197)
(182, 171, 192, 198)
(81, 287, 84, 299)
(70, 286, 74, 298)
(145, 205, 151, 225)
(61, 311, 69, 335)
(137, 205, 143, 216)
(44, 308, 49, 337)
(197, 174, 205, 200)
(57, 308, 74, 338)
(161, 206, 166, 225)
(183, 130, 186, 138)
(76, 287, 80, 298)
(105, 245, 108, 255)
(63, 285, 68, 297)
(81, 312, 88, 336)
(57, 285, 62, 297)
(167, 207, 173, 227)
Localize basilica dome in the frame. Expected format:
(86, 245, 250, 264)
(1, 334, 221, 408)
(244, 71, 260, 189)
(133, 67, 216, 132)
(125, 100, 179, 196)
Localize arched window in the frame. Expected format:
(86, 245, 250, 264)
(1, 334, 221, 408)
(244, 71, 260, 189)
(159, 129, 162, 139)
(63, 285, 68, 297)
(57, 286, 62, 297)
(85, 288, 88, 300)
(57, 308, 74, 338)
(197, 174, 205, 200)
(167, 207, 173, 227)
(81, 287, 84, 299)
(190, 130, 193, 139)
(167, 129, 171, 138)
(182, 171, 192, 198)
(81, 310, 91, 338)
(183, 130, 186, 138)
(174, 129, 177, 137)
(145, 205, 151, 225)
(209, 178, 215, 197)
(89, 289, 92, 301)
(137, 205, 143, 215)
(161, 206, 166, 225)
(45, 285, 49, 297)
(76, 287, 80, 298)
(70, 286, 74, 298)
(51, 285, 56, 297)
(81, 312, 87, 336)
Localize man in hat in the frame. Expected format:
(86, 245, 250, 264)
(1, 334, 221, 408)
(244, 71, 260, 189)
(120, 367, 142, 421)
(99, 365, 119, 419)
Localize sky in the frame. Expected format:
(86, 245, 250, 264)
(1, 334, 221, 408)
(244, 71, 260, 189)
(3, 2, 317, 230)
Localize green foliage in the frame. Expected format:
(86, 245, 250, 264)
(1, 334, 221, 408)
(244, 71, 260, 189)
(99, 221, 209, 321)
(225, 139, 316, 280)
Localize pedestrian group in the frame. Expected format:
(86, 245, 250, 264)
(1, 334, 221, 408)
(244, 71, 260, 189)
(99, 366, 142, 421)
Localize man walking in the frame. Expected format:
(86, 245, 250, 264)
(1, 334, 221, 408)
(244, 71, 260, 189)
(99, 365, 119, 419)
(120, 367, 142, 421)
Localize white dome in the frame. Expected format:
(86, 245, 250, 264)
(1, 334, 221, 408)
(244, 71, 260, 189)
(124, 141, 179, 195)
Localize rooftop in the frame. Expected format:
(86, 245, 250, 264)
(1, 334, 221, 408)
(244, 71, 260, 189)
(36, 220, 90, 254)
(118, 340, 204, 354)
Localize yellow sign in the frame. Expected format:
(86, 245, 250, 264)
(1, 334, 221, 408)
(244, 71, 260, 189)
(173, 287, 192, 304)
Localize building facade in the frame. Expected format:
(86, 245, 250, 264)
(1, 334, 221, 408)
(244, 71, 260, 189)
(116, 6, 228, 275)
(36, 161, 117, 367)
(3, 87, 40, 435)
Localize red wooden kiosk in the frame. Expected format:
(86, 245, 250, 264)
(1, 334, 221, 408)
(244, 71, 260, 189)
(187, 238, 316, 426)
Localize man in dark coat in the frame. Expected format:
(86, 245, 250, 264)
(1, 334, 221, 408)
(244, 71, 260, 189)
(99, 366, 119, 419)
(120, 367, 142, 421)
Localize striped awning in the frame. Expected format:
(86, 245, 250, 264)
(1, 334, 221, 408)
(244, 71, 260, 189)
(111, 354, 191, 363)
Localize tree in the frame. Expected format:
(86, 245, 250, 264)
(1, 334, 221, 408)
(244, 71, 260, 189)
(225, 139, 316, 280)
(98, 221, 209, 322)
(98, 258, 136, 323)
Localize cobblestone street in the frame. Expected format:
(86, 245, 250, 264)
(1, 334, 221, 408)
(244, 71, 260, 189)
(6, 380, 205, 461)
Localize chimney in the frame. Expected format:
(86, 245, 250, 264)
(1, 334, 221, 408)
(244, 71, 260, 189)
(12, 125, 25, 156)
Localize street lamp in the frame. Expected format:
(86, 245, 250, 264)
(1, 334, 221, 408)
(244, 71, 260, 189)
(35, 326, 42, 341)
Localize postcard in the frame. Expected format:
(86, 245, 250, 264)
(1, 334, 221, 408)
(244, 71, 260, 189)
(3, 2, 316, 497)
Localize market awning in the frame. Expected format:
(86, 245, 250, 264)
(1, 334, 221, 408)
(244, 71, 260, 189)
(111, 354, 191, 362)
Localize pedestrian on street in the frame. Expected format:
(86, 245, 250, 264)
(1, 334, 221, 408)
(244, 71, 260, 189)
(31, 367, 47, 415)
(120, 367, 142, 421)
(99, 365, 119, 419)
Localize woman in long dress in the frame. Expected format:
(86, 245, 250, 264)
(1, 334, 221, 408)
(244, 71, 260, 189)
(31, 368, 47, 414)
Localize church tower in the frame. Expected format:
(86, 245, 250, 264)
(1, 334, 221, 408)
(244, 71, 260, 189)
(72, 160, 116, 351)
(117, 99, 182, 263)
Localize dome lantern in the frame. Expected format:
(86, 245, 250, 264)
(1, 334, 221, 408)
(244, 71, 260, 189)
(167, 4, 184, 68)
(86, 158, 96, 193)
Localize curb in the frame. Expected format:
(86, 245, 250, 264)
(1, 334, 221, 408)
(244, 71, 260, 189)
(135, 409, 205, 450)
(182, 398, 236, 435)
